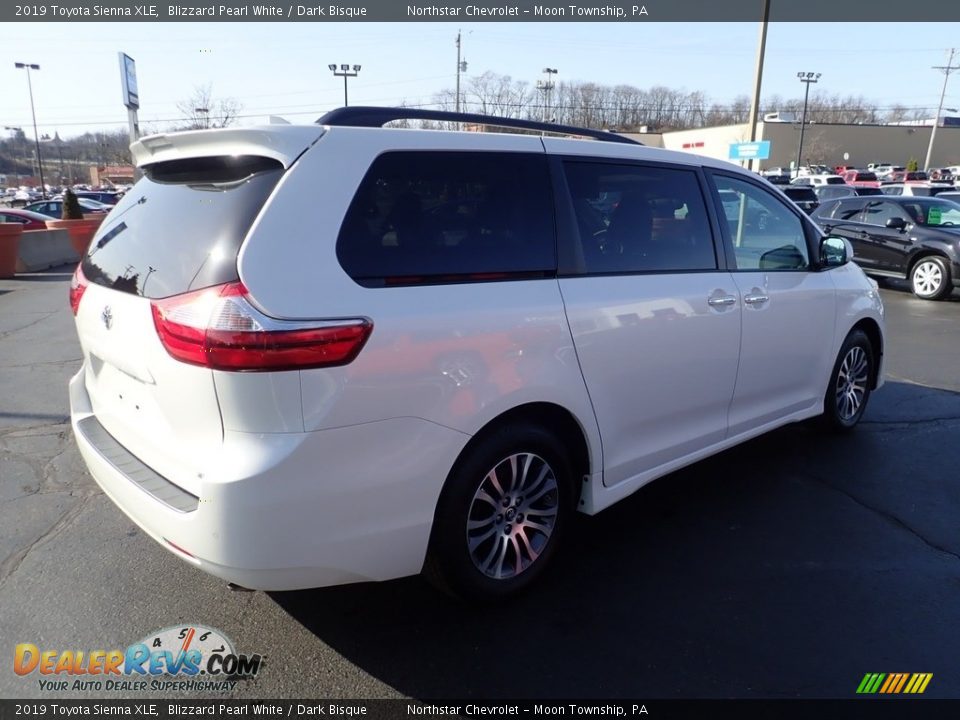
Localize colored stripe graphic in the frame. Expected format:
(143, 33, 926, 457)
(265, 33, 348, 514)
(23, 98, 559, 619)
(858, 673, 932, 694)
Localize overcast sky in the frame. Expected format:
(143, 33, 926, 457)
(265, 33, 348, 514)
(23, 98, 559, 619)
(3, 22, 958, 138)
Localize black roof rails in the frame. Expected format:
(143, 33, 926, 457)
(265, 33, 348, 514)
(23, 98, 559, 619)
(315, 106, 642, 146)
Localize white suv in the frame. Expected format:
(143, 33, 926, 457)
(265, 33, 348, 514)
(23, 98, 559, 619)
(69, 108, 885, 598)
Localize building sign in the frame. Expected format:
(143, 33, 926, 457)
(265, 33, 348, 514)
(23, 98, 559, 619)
(729, 141, 771, 160)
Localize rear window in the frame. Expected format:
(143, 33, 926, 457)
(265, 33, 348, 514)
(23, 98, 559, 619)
(856, 172, 878, 181)
(336, 151, 555, 286)
(81, 156, 283, 299)
(825, 176, 846, 185)
(784, 187, 817, 202)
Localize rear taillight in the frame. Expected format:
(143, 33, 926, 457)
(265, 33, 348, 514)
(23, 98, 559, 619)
(69, 265, 89, 316)
(150, 282, 372, 371)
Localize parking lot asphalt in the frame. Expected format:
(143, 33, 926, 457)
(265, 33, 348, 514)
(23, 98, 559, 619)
(1, 269, 958, 700)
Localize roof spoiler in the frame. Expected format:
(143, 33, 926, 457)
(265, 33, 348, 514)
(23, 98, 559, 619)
(315, 106, 642, 146)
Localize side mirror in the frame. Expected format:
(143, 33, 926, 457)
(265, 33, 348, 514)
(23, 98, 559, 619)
(886, 217, 907, 230)
(820, 236, 849, 267)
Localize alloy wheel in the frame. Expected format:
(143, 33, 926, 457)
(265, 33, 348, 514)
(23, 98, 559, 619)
(835, 346, 869, 421)
(466, 453, 559, 580)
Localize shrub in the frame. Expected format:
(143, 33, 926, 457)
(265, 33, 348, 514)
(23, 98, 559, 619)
(62, 189, 84, 220)
(906, 158, 919, 172)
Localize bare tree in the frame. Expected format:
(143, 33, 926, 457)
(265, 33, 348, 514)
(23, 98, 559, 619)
(176, 84, 242, 130)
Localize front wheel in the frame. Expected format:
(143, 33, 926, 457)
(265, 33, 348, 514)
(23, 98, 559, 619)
(819, 329, 875, 431)
(910, 256, 952, 300)
(424, 423, 575, 600)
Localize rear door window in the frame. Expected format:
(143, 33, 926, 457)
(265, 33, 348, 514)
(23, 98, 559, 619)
(81, 155, 284, 299)
(562, 161, 717, 274)
(336, 151, 555, 286)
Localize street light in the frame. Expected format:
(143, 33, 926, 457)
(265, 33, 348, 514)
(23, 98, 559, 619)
(14, 62, 46, 198)
(329, 64, 361, 107)
(795, 71, 821, 176)
(536, 67, 559, 126)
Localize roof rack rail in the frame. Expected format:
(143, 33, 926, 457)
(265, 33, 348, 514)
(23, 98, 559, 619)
(315, 106, 642, 146)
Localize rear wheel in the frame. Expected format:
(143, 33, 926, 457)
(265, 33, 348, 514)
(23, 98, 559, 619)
(424, 423, 574, 600)
(819, 329, 875, 431)
(910, 256, 952, 300)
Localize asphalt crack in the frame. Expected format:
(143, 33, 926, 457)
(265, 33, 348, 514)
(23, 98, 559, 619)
(0, 490, 98, 589)
(802, 472, 960, 563)
(0, 311, 59, 341)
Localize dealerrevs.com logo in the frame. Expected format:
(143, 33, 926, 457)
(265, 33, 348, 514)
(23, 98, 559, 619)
(14, 625, 263, 693)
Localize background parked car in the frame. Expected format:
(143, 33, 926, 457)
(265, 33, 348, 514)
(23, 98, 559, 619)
(889, 171, 929, 184)
(814, 185, 857, 201)
(792, 174, 846, 186)
(813, 195, 960, 299)
(880, 183, 955, 197)
(73, 191, 123, 205)
(25, 198, 111, 217)
(842, 170, 881, 188)
(854, 187, 884, 196)
(780, 185, 820, 214)
(0, 208, 50, 230)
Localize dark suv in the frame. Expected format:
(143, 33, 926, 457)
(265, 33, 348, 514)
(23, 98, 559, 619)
(780, 185, 820, 214)
(813, 196, 960, 299)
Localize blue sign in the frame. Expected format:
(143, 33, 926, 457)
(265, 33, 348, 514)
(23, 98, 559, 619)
(729, 141, 771, 160)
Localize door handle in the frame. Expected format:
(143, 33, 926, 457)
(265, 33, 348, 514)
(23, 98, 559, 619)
(743, 294, 769, 305)
(707, 295, 737, 307)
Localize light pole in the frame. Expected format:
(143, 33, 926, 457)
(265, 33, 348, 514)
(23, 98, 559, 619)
(923, 48, 958, 172)
(536, 68, 559, 126)
(796, 71, 821, 176)
(14, 62, 46, 198)
(329, 64, 361, 107)
(195, 107, 210, 129)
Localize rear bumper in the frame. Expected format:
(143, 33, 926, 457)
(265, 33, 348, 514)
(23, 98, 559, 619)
(69, 366, 470, 590)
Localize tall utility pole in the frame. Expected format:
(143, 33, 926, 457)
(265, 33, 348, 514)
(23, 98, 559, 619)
(924, 48, 958, 172)
(796, 72, 821, 175)
(745, 0, 770, 172)
(455, 30, 468, 113)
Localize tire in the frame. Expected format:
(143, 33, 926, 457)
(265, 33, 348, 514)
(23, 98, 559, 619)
(910, 256, 952, 300)
(819, 329, 875, 432)
(424, 423, 575, 600)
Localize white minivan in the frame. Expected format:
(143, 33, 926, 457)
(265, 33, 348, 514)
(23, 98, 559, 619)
(69, 108, 885, 598)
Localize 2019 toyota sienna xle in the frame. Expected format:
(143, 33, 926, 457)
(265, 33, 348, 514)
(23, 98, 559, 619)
(69, 108, 885, 599)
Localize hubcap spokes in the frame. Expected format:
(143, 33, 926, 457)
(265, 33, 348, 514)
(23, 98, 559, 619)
(835, 346, 869, 420)
(466, 453, 559, 580)
(914, 262, 942, 296)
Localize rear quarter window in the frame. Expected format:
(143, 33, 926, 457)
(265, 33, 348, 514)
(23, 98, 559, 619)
(336, 151, 556, 286)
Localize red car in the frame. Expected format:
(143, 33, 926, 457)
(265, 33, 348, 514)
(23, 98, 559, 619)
(841, 170, 881, 188)
(0, 208, 50, 231)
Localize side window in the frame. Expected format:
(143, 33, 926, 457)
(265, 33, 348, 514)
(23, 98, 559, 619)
(862, 201, 908, 226)
(834, 200, 866, 221)
(336, 151, 555, 286)
(885, 186, 903, 196)
(713, 175, 810, 271)
(563, 161, 717, 274)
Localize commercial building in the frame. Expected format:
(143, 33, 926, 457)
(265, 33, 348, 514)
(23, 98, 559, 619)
(624, 119, 960, 170)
